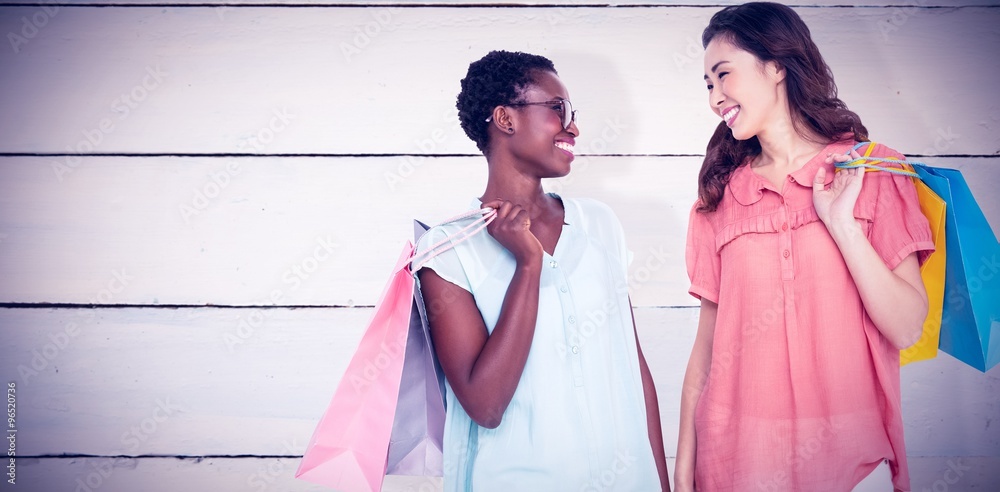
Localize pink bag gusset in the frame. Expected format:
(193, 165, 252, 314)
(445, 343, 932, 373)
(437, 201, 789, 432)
(384, 220, 447, 476)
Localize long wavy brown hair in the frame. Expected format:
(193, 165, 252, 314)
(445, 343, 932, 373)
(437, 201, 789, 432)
(697, 2, 868, 212)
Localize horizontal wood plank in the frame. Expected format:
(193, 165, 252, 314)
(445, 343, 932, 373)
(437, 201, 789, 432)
(0, 307, 694, 456)
(0, 6, 997, 155)
(0, 155, 698, 307)
(1, 307, 997, 458)
(2, 156, 997, 307)
(9, 456, 1000, 492)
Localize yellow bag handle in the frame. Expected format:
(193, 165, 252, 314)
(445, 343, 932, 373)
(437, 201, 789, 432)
(835, 141, 921, 177)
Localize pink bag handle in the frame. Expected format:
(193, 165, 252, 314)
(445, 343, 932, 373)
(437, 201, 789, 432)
(409, 207, 497, 274)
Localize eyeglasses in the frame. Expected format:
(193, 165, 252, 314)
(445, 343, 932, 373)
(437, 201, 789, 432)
(486, 99, 577, 130)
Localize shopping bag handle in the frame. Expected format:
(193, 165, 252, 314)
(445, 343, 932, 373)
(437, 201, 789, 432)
(833, 141, 925, 178)
(409, 207, 497, 274)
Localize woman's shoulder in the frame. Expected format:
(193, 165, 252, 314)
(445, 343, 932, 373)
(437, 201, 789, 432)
(860, 141, 907, 162)
(414, 213, 492, 256)
(851, 140, 921, 213)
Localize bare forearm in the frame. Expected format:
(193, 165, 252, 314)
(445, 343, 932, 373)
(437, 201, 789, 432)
(641, 354, 670, 491)
(675, 357, 707, 491)
(827, 220, 927, 349)
(676, 301, 716, 491)
(464, 261, 542, 426)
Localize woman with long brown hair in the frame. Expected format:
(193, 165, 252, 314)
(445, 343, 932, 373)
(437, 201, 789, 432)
(678, 3, 933, 491)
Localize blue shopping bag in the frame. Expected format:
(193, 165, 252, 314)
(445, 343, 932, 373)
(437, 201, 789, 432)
(913, 166, 1000, 372)
(837, 143, 999, 373)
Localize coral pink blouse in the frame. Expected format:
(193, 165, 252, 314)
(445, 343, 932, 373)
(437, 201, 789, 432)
(686, 140, 934, 491)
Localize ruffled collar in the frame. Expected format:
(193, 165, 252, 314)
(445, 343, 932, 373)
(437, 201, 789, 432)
(728, 139, 855, 206)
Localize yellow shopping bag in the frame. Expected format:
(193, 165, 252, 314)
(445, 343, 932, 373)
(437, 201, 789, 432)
(900, 176, 946, 365)
(840, 143, 947, 366)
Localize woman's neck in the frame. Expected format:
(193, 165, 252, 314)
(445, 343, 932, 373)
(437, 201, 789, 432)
(755, 117, 827, 171)
(480, 167, 555, 220)
(479, 176, 552, 219)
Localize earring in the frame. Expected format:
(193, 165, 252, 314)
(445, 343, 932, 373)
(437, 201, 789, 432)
(506, 127, 514, 134)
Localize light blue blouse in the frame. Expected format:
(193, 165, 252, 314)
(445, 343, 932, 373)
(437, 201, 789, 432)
(415, 195, 660, 492)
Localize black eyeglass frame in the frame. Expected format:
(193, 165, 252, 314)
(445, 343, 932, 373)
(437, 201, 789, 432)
(486, 99, 577, 130)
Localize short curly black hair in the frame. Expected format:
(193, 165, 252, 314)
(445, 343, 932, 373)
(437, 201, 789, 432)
(456, 50, 557, 153)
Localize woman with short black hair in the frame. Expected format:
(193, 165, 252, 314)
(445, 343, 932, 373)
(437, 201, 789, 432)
(415, 50, 669, 491)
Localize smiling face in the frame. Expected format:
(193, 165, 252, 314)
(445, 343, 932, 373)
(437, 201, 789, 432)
(704, 37, 786, 141)
(506, 70, 580, 178)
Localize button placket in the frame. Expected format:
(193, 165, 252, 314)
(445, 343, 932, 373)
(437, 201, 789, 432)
(778, 206, 794, 280)
(551, 259, 586, 387)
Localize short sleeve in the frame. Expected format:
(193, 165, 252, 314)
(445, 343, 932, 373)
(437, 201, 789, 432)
(686, 201, 721, 303)
(868, 150, 936, 270)
(414, 225, 473, 293)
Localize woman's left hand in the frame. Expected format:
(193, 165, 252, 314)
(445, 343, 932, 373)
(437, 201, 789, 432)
(813, 149, 864, 228)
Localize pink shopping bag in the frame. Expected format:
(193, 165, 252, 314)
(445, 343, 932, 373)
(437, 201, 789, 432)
(296, 208, 494, 491)
(296, 243, 417, 491)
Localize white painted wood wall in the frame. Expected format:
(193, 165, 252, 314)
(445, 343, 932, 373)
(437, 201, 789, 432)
(1, 1, 998, 490)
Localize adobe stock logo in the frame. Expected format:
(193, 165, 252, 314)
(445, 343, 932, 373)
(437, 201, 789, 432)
(340, 8, 402, 63)
(7, 4, 59, 54)
(178, 107, 294, 223)
(222, 234, 339, 352)
(51, 66, 169, 181)
(920, 459, 972, 492)
(16, 322, 80, 385)
(119, 398, 186, 453)
(579, 450, 638, 492)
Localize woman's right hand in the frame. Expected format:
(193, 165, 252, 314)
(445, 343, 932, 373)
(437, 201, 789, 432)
(482, 199, 543, 265)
